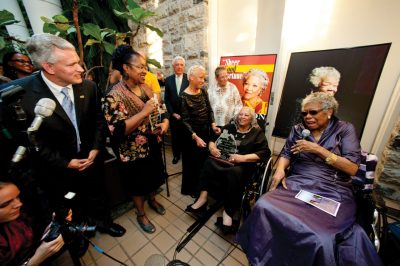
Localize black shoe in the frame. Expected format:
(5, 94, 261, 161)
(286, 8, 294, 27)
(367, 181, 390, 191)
(172, 157, 180, 164)
(185, 202, 207, 217)
(97, 222, 126, 237)
(215, 217, 239, 235)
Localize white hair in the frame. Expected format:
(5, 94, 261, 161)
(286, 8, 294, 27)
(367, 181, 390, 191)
(26, 33, 75, 68)
(188, 65, 205, 77)
(309, 66, 341, 88)
(172, 55, 185, 66)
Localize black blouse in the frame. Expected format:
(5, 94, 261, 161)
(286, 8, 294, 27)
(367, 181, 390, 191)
(180, 89, 215, 134)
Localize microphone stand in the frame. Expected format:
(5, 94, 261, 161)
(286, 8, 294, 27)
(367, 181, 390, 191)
(161, 134, 182, 197)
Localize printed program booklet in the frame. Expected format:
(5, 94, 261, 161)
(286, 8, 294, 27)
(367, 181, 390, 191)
(295, 190, 341, 217)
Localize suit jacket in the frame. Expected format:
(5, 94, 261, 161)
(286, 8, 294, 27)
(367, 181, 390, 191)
(164, 73, 189, 115)
(3, 73, 106, 172)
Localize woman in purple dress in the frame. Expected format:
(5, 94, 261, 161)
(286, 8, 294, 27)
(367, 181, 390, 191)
(237, 92, 381, 265)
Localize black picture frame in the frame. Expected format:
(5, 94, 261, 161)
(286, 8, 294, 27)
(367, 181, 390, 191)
(273, 43, 391, 139)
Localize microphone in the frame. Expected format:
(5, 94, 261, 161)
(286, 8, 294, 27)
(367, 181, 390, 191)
(11, 146, 27, 164)
(28, 98, 56, 132)
(0, 85, 24, 100)
(301, 129, 311, 140)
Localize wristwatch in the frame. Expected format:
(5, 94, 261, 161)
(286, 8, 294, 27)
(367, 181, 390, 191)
(325, 153, 338, 165)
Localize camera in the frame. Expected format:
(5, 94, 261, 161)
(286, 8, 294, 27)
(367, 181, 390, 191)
(42, 192, 97, 257)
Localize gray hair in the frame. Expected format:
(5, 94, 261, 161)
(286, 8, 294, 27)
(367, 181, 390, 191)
(172, 55, 185, 66)
(301, 92, 339, 115)
(243, 68, 269, 91)
(234, 107, 258, 128)
(26, 33, 75, 68)
(188, 65, 205, 77)
(309, 66, 341, 88)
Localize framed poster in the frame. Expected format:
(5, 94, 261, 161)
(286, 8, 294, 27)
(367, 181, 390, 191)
(272, 43, 391, 139)
(220, 54, 277, 127)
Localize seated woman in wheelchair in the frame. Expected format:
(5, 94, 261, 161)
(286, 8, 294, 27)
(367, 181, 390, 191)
(185, 107, 271, 234)
(237, 92, 381, 265)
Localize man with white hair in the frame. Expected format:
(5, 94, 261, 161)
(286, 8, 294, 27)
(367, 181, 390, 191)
(164, 56, 189, 164)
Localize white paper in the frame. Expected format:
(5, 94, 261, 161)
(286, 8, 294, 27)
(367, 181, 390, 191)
(295, 190, 340, 217)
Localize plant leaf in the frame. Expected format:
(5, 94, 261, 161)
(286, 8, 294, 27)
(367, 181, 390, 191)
(127, 0, 140, 10)
(40, 16, 53, 23)
(147, 58, 161, 69)
(82, 23, 102, 40)
(103, 41, 115, 55)
(145, 24, 164, 37)
(85, 39, 101, 47)
(0, 10, 19, 27)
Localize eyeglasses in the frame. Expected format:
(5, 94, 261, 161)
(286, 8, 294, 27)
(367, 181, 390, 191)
(301, 109, 324, 117)
(11, 59, 32, 65)
(127, 63, 148, 71)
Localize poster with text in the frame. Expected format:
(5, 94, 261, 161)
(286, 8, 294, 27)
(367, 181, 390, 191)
(220, 54, 277, 128)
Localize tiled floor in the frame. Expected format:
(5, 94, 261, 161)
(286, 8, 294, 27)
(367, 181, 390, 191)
(54, 145, 249, 266)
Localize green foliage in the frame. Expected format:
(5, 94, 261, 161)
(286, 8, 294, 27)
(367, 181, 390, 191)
(114, 0, 164, 38)
(41, 15, 74, 38)
(0, 10, 26, 62)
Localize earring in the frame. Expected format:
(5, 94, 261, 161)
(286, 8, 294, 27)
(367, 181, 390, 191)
(328, 115, 331, 119)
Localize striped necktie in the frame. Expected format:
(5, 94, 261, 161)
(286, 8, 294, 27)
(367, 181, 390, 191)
(61, 87, 81, 152)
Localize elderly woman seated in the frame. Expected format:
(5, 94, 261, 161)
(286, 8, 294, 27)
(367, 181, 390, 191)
(237, 92, 381, 265)
(185, 107, 271, 233)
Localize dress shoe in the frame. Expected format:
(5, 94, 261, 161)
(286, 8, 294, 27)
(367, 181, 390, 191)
(172, 157, 180, 164)
(215, 217, 239, 235)
(185, 202, 207, 217)
(148, 200, 166, 215)
(137, 214, 156, 234)
(97, 222, 126, 237)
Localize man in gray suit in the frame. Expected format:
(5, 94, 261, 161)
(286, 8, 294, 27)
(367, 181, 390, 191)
(164, 56, 189, 164)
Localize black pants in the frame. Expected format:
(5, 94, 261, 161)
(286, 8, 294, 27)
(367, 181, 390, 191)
(169, 117, 183, 158)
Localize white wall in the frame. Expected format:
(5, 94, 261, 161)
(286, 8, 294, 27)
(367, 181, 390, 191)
(210, 0, 400, 157)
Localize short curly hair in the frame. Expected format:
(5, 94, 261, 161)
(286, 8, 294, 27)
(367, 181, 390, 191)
(301, 92, 339, 115)
(111, 45, 142, 74)
(234, 107, 258, 128)
(242, 68, 269, 93)
(308, 66, 341, 88)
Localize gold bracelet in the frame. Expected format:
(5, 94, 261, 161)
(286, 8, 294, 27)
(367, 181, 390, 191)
(325, 152, 338, 165)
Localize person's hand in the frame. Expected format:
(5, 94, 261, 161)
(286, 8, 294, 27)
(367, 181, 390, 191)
(67, 159, 93, 171)
(172, 113, 181, 120)
(28, 235, 64, 266)
(291, 140, 320, 155)
(210, 147, 221, 157)
(269, 169, 287, 191)
(156, 120, 169, 135)
(212, 124, 221, 135)
(194, 135, 207, 148)
(228, 154, 245, 164)
(142, 98, 156, 116)
(87, 149, 99, 163)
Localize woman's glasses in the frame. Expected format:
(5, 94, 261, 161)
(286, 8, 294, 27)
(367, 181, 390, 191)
(12, 59, 32, 65)
(301, 109, 323, 117)
(127, 63, 148, 71)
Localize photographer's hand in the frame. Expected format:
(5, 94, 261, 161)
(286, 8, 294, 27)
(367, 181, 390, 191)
(27, 235, 64, 266)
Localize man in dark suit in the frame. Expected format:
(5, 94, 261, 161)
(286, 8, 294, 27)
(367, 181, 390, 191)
(164, 56, 189, 164)
(0, 34, 125, 237)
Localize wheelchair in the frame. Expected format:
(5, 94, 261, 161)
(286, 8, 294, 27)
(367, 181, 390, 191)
(239, 157, 273, 221)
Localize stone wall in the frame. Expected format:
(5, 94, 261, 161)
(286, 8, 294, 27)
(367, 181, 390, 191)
(133, 0, 208, 76)
(376, 117, 400, 203)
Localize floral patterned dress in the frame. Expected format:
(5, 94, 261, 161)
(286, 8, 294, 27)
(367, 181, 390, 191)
(103, 81, 165, 195)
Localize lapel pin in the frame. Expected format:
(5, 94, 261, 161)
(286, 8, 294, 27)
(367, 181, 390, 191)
(80, 95, 85, 99)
